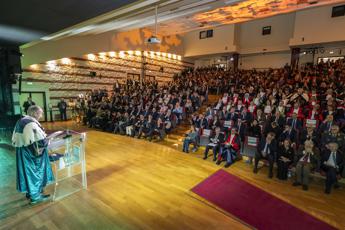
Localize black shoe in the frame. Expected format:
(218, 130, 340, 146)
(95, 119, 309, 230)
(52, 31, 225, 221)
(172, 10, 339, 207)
(224, 163, 231, 168)
(203, 156, 207, 160)
(325, 188, 331, 194)
(216, 160, 221, 165)
(268, 173, 273, 179)
(212, 158, 216, 162)
(293, 182, 301, 186)
(25, 193, 31, 200)
(253, 168, 258, 174)
(302, 185, 308, 191)
(334, 184, 340, 190)
(41, 194, 50, 198)
(30, 196, 50, 205)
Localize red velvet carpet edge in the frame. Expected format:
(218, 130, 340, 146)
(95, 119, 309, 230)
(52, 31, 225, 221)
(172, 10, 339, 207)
(191, 169, 336, 230)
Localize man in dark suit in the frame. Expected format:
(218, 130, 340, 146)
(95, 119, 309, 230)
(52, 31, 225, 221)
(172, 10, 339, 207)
(320, 124, 345, 153)
(141, 114, 156, 141)
(271, 111, 285, 128)
(23, 97, 35, 114)
(279, 125, 297, 146)
(318, 114, 334, 135)
(203, 126, 225, 161)
(57, 98, 67, 121)
(286, 113, 302, 132)
(321, 142, 344, 194)
(253, 132, 277, 178)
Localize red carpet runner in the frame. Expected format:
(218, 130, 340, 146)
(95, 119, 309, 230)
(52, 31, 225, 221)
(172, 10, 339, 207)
(191, 170, 336, 230)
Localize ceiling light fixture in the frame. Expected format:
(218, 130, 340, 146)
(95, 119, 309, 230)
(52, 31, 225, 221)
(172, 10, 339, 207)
(87, 54, 96, 60)
(61, 58, 71, 64)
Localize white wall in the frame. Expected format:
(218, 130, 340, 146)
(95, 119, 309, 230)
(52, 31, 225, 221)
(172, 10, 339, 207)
(183, 24, 237, 57)
(238, 13, 295, 54)
(290, 4, 345, 46)
(239, 52, 291, 70)
(21, 28, 184, 67)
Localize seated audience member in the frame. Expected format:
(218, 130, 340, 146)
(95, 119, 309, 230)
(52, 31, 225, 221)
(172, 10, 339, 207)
(318, 115, 335, 135)
(299, 124, 318, 146)
(153, 118, 166, 141)
(287, 102, 304, 119)
(277, 139, 295, 180)
(182, 125, 198, 153)
(279, 125, 297, 147)
(203, 127, 224, 161)
(255, 109, 266, 126)
(217, 128, 241, 168)
(253, 132, 277, 178)
(134, 115, 146, 138)
(271, 111, 285, 128)
(244, 119, 262, 164)
(140, 114, 156, 141)
(307, 104, 322, 122)
(320, 124, 345, 153)
(321, 142, 344, 194)
(264, 121, 282, 138)
(286, 113, 303, 132)
(246, 119, 261, 139)
(293, 140, 319, 191)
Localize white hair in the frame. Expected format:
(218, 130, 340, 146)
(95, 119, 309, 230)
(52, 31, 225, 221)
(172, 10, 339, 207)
(27, 105, 43, 118)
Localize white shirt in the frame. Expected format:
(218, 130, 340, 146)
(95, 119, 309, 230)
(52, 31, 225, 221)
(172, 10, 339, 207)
(326, 152, 337, 168)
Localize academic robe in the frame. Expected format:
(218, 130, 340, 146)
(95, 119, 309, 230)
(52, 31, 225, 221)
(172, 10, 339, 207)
(12, 116, 54, 200)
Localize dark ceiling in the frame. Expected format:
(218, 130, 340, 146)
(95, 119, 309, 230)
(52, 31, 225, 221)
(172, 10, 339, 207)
(0, 0, 138, 46)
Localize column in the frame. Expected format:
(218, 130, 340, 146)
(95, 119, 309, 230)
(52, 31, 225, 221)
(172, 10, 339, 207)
(290, 47, 300, 70)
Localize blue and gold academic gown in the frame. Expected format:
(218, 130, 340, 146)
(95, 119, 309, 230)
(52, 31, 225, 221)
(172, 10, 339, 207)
(12, 116, 54, 199)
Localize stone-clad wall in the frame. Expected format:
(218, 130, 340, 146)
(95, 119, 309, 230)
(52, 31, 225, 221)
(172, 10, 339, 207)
(21, 52, 193, 113)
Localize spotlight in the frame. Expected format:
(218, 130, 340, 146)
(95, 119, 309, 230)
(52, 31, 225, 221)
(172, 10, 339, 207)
(109, 51, 116, 57)
(135, 50, 141, 56)
(61, 58, 71, 64)
(167, 53, 172, 58)
(30, 64, 38, 69)
(127, 50, 134, 55)
(119, 51, 125, 58)
(87, 54, 96, 60)
(46, 60, 56, 70)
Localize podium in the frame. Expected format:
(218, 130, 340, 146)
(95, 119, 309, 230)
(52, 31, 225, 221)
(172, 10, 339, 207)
(48, 130, 87, 201)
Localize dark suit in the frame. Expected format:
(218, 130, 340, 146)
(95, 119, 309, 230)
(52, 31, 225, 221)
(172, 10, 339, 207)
(318, 121, 334, 134)
(320, 132, 345, 153)
(286, 118, 302, 131)
(277, 146, 294, 180)
(321, 150, 344, 193)
(254, 138, 277, 177)
(204, 132, 225, 160)
(279, 129, 297, 143)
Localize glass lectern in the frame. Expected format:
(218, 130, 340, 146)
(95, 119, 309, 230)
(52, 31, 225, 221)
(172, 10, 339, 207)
(48, 130, 87, 201)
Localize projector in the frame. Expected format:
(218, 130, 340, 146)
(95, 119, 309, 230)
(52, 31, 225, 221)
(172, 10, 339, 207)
(147, 36, 161, 44)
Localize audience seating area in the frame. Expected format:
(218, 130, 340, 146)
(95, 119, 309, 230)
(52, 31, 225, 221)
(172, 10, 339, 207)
(69, 59, 345, 195)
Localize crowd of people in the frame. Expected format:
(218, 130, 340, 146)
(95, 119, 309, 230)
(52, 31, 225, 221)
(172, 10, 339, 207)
(181, 59, 345, 194)
(75, 78, 208, 142)
(50, 59, 345, 195)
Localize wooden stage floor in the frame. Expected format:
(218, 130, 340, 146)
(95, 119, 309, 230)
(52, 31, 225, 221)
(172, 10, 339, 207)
(0, 122, 345, 229)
